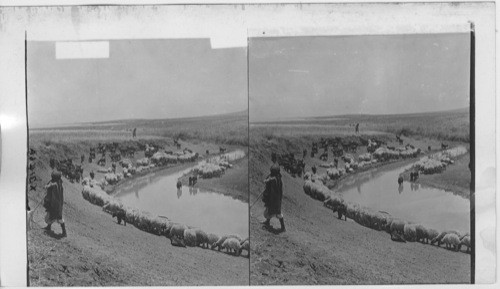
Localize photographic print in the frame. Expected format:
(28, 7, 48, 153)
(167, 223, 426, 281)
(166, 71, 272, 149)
(249, 33, 472, 284)
(26, 38, 249, 286)
(0, 2, 495, 287)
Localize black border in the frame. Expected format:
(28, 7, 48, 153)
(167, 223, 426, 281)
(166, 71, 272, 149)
(25, 30, 30, 287)
(247, 28, 251, 286)
(469, 22, 475, 284)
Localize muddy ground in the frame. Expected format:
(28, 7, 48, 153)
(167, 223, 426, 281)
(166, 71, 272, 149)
(249, 132, 471, 285)
(27, 132, 249, 286)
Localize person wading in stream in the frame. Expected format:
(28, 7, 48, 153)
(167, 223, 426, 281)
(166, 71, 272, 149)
(43, 170, 66, 237)
(261, 153, 286, 232)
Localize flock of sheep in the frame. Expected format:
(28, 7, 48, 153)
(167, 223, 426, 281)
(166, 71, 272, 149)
(412, 146, 468, 175)
(81, 183, 249, 257)
(189, 150, 246, 179)
(302, 147, 471, 254)
(313, 145, 421, 182)
(87, 148, 200, 188)
(79, 147, 249, 257)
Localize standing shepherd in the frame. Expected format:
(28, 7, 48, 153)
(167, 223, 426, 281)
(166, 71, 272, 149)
(355, 123, 360, 134)
(261, 154, 286, 232)
(43, 171, 66, 237)
(132, 127, 137, 138)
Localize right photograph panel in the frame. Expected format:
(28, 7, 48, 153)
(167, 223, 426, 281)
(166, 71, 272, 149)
(249, 34, 472, 285)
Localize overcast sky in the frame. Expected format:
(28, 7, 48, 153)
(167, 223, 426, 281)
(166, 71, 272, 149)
(28, 39, 247, 127)
(249, 33, 470, 122)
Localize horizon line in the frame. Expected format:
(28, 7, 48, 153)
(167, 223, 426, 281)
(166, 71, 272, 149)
(250, 106, 469, 123)
(30, 109, 249, 130)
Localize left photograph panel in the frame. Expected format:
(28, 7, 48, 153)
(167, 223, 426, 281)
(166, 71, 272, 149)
(26, 39, 249, 286)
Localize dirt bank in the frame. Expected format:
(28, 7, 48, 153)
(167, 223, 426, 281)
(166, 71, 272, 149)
(27, 133, 249, 286)
(249, 133, 471, 285)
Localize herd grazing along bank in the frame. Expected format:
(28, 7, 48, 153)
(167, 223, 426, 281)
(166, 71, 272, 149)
(28, 112, 249, 286)
(250, 117, 471, 285)
(30, 135, 249, 256)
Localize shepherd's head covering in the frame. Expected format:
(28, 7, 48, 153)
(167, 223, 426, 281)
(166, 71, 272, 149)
(51, 170, 62, 181)
(270, 163, 281, 176)
(271, 152, 277, 163)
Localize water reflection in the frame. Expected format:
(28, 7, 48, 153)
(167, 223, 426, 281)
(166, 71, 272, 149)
(188, 187, 199, 196)
(410, 182, 420, 192)
(338, 162, 470, 233)
(114, 163, 248, 237)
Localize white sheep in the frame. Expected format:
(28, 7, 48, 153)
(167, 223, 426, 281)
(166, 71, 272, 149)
(194, 229, 210, 248)
(326, 168, 341, 180)
(389, 219, 407, 241)
(221, 237, 242, 255)
(358, 153, 372, 162)
(136, 157, 150, 167)
(403, 223, 418, 242)
(422, 227, 440, 244)
(207, 233, 220, 249)
(431, 230, 460, 246)
(239, 238, 250, 257)
(104, 173, 119, 185)
(214, 234, 241, 250)
(169, 224, 188, 240)
(459, 235, 471, 253)
(442, 233, 461, 251)
(227, 234, 242, 242)
(183, 228, 198, 247)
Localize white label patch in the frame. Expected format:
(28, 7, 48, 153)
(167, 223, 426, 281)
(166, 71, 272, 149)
(55, 41, 110, 59)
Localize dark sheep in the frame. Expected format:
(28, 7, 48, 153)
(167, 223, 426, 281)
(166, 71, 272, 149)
(411, 171, 419, 182)
(337, 204, 347, 221)
(112, 209, 127, 226)
(97, 157, 106, 167)
(319, 151, 328, 161)
(170, 235, 186, 247)
(397, 176, 403, 186)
